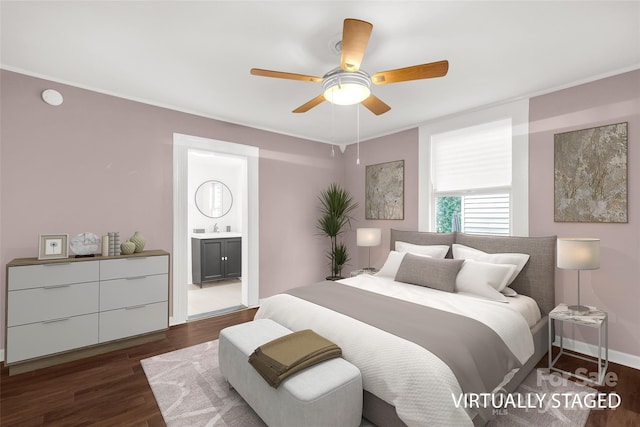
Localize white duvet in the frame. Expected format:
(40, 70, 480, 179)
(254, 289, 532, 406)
(255, 276, 535, 427)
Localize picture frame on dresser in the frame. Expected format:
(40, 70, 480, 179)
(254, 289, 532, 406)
(38, 234, 69, 260)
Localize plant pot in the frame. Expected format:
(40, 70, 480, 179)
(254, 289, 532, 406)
(325, 276, 343, 281)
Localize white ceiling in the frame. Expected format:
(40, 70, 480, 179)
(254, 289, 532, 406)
(2, 1, 639, 145)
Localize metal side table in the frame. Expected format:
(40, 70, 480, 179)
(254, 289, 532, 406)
(548, 303, 608, 385)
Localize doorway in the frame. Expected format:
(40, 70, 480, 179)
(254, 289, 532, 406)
(172, 133, 259, 325)
(187, 150, 244, 319)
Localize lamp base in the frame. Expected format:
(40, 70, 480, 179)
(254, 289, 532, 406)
(568, 304, 590, 313)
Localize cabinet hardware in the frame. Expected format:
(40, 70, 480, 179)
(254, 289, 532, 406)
(43, 263, 71, 266)
(43, 284, 71, 289)
(125, 305, 147, 310)
(125, 276, 147, 280)
(42, 317, 70, 324)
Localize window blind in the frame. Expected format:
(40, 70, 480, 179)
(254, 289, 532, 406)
(462, 194, 510, 236)
(431, 119, 512, 193)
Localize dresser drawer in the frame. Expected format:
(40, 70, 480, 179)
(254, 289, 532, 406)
(8, 282, 99, 327)
(99, 301, 168, 343)
(8, 261, 99, 291)
(100, 274, 168, 311)
(6, 313, 99, 364)
(100, 255, 168, 280)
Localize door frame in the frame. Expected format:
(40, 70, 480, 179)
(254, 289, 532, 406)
(172, 133, 259, 325)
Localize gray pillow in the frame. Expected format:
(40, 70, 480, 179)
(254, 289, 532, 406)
(394, 254, 464, 293)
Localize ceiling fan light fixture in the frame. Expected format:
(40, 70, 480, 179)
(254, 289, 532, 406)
(322, 70, 371, 105)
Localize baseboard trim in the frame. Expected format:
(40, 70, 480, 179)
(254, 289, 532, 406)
(554, 335, 640, 370)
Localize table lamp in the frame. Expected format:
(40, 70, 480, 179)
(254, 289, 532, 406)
(557, 238, 600, 313)
(357, 228, 381, 271)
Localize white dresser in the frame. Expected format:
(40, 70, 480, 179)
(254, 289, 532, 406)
(5, 250, 169, 374)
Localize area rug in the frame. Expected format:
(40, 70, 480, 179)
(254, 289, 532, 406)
(142, 340, 594, 427)
(492, 369, 595, 427)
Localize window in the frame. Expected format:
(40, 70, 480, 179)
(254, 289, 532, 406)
(419, 99, 529, 236)
(436, 194, 510, 235)
(431, 119, 513, 236)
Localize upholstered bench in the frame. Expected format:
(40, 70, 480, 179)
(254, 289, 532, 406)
(219, 318, 363, 427)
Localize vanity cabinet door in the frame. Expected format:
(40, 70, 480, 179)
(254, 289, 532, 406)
(202, 239, 224, 281)
(192, 238, 220, 285)
(224, 238, 242, 278)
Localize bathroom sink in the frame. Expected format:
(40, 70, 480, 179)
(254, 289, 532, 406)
(191, 232, 242, 239)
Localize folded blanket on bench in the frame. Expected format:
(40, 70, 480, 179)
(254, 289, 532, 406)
(248, 329, 342, 388)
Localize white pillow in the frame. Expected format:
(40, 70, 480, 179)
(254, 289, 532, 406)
(501, 286, 518, 297)
(395, 241, 449, 259)
(452, 244, 529, 288)
(376, 251, 407, 278)
(376, 251, 432, 278)
(455, 259, 514, 302)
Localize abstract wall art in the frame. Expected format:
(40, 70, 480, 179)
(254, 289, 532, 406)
(554, 122, 627, 223)
(365, 160, 404, 220)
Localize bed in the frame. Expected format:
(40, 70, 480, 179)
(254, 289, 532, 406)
(255, 230, 556, 426)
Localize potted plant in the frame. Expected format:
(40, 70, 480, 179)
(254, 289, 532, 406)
(317, 183, 358, 280)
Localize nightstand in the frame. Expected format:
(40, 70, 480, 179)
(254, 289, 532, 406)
(350, 268, 378, 277)
(548, 303, 608, 385)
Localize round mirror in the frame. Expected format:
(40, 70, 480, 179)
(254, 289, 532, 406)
(195, 180, 233, 218)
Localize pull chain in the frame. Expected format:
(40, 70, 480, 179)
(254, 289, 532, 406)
(331, 87, 336, 158)
(356, 103, 360, 165)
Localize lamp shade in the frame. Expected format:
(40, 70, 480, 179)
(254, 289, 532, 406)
(322, 70, 372, 105)
(324, 83, 371, 105)
(357, 228, 381, 247)
(557, 238, 600, 270)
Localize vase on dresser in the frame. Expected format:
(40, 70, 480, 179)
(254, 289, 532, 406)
(130, 231, 146, 253)
(120, 240, 136, 255)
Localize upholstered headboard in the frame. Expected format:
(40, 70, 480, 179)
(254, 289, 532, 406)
(390, 230, 556, 315)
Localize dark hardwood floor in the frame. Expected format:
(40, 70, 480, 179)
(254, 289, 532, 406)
(0, 308, 257, 427)
(1, 308, 638, 426)
(536, 348, 640, 427)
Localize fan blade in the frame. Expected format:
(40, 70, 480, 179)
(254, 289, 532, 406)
(340, 19, 373, 72)
(292, 94, 326, 113)
(361, 95, 391, 115)
(371, 60, 449, 85)
(251, 68, 322, 83)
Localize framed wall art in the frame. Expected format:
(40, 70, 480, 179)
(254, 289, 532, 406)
(38, 234, 69, 260)
(554, 122, 627, 223)
(365, 160, 404, 220)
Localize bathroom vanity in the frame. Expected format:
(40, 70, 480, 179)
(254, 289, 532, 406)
(191, 233, 242, 287)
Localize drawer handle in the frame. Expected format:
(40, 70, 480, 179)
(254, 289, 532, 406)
(42, 317, 70, 324)
(43, 284, 71, 290)
(43, 263, 72, 266)
(126, 257, 148, 260)
(125, 305, 147, 310)
(126, 276, 147, 280)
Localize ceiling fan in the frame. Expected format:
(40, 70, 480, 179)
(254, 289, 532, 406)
(250, 18, 449, 115)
